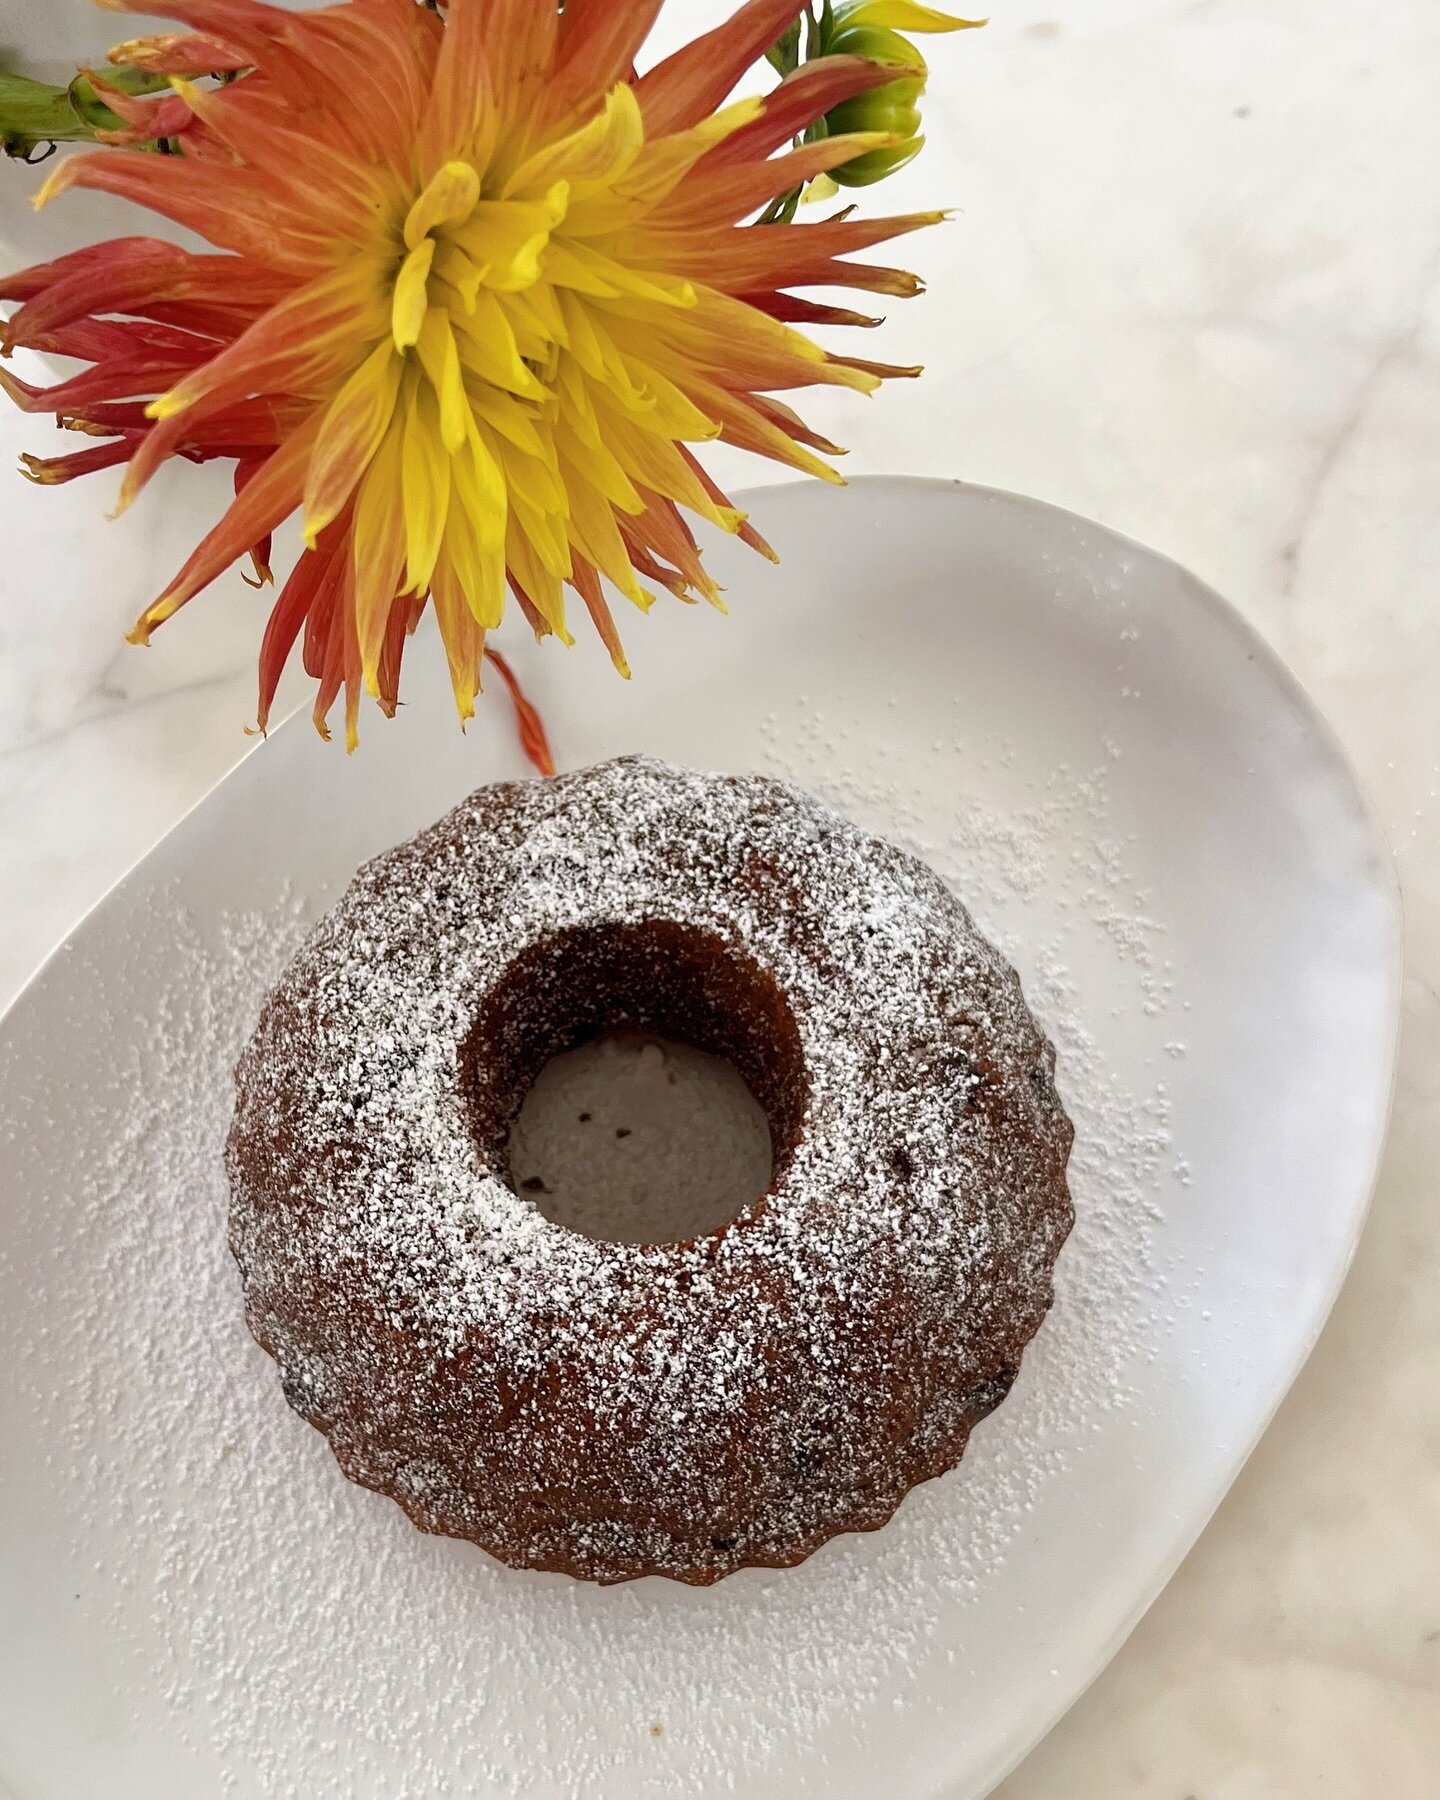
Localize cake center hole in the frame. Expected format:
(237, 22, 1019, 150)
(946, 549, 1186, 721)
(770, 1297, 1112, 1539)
(506, 1029, 774, 1245)
(463, 919, 807, 1248)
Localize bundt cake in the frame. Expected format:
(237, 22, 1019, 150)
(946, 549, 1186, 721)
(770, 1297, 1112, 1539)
(226, 756, 1073, 1584)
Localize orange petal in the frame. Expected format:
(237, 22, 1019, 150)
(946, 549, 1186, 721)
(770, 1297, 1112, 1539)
(828, 351, 923, 379)
(697, 55, 905, 170)
(618, 482, 725, 597)
(375, 592, 419, 717)
(36, 150, 314, 270)
(130, 412, 320, 641)
(484, 648, 556, 777)
(639, 210, 946, 287)
(19, 437, 137, 484)
(148, 261, 386, 430)
(301, 8, 434, 170)
(689, 382, 846, 483)
(739, 291, 884, 328)
(547, 0, 664, 122)
(677, 131, 897, 226)
(748, 392, 849, 456)
(1, 238, 284, 345)
(257, 532, 344, 732)
(166, 75, 391, 225)
(107, 31, 247, 77)
(301, 537, 343, 680)
(417, 0, 495, 180)
(636, 0, 805, 137)
(677, 446, 777, 561)
(507, 576, 554, 641)
(569, 555, 631, 677)
(479, 0, 559, 109)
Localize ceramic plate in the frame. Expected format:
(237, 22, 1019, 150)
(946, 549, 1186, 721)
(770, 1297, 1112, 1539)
(0, 479, 1400, 1800)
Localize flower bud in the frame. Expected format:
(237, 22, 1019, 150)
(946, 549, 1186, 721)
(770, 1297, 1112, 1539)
(819, 1, 982, 188)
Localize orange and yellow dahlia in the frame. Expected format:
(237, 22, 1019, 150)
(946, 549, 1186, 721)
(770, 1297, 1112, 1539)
(1, 0, 953, 746)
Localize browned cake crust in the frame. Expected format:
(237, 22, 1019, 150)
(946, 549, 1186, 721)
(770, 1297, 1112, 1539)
(226, 757, 1074, 1584)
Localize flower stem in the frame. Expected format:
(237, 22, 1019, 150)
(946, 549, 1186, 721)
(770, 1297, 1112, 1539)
(0, 72, 93, 160)
(0, 66, 170, 161)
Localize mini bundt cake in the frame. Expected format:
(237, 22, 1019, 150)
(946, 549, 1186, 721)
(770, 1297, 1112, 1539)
(227, 757, 1073, 1584)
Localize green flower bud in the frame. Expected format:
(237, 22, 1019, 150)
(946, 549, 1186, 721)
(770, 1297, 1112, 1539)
(816, 1, 982, 189)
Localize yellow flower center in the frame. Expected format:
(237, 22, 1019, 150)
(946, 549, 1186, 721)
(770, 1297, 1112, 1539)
(291, 82, 746, 692)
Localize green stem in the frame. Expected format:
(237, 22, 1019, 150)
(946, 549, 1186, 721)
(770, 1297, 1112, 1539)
(757, 185, 804, 225)
(0, 72, 94, 160)
(0, 66, 171, 161)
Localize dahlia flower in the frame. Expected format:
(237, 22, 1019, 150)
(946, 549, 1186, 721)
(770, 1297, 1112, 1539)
(1, 0, 960, 747)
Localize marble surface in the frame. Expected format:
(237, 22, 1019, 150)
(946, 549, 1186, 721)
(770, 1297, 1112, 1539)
(0, 2, 1436, 1796)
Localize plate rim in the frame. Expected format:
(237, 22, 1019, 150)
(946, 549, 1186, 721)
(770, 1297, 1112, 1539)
(0, 475, 1402, 1030)
(0, 475, 1405, 1800)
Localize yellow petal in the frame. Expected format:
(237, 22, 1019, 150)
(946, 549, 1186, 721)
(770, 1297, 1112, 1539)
(511, 488, 573, 584)
(432, 241, 483, 314)
(429, 545, 483, 721)
(494, 428, 567, 519)
(391, 238, 435, 351)
(553, 295, 654, 419)
(554, 240, 695, 308)
(507, 518, 572, 639)
(543, 239, 623, 299)
(450, 417, 508, 561)
(504, 84, 644, 200)
(404, 160, 480, 251)
(452, 184, 568, 292)
(596, 405, 733, 526)
(566, 96, 764, 234)
(839, 1, 985, 29)
(352, 414, 409, 692)
(471, 387, 548, 457)
(401, 385, 452, 594)
(611, 352, 719, 441)
(561, 460, 649, 610)
(503, 279, 569, 351)
(452, 291, 546, 398)
(414, 310, 469, 453)
(554, 412, 642, 515)
(444, 506, 508, 630)
(304, 340, 403, 545)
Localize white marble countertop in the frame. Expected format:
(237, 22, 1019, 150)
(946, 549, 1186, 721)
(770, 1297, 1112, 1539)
(1, 2, 1437, 1795)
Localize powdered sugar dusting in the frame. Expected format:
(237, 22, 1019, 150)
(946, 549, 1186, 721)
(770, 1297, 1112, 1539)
(759, 714, 1180, 1436)
(2, 743, 1183, 1800)
(228, 758, 1072, 1586)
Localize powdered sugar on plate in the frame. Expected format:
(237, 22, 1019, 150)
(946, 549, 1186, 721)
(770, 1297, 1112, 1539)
(1, 736, 1184, 1800)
